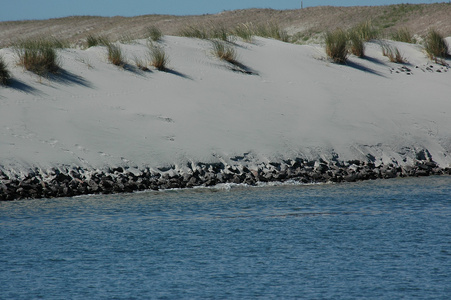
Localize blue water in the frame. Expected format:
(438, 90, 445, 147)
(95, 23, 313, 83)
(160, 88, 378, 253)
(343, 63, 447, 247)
(1, 176, 451, 299)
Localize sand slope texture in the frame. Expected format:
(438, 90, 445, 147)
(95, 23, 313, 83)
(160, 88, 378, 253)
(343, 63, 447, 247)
(0, 36, 450, 197)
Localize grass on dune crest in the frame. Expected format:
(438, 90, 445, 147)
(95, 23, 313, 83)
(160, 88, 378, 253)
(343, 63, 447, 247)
(178, 22, 290, 43)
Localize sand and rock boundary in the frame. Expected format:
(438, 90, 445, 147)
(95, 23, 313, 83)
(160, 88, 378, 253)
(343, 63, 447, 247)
(1, 152, 449, 201)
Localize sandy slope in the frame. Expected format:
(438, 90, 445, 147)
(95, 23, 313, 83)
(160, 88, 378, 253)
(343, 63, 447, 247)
(1, 36, 450, 173)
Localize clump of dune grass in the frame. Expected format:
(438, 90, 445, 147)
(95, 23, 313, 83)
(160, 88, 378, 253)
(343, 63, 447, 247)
(0, 55, 11, 85)
(424, 29, 449, 62)
(148, 44, 169, 71)
(86, 34, 110, 48)
(234, 23, 254, 42)
(391, 28, 415, 44)
(354, 21, 379, 41)
(325, 29, 348, 63)
(14, 37, 61, 75)
(348, 30, 365, 57)
(106, 43, 125, 66)
(211, 40, 238, 64)
(381, 42, 405, 63)
(146, 26, 163, 42)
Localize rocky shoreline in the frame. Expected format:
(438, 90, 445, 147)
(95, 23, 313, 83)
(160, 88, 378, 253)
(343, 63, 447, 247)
(1, 154, 450, 201)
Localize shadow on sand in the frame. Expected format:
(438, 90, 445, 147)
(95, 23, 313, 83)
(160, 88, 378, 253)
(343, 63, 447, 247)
(6, 78, 44, 96)
(163, 68, 193, 80)
(122, 63, 151, 76)
(346, 60, 386, 77)
(47, 69, 93, 88)
(228, 60, 259, 75)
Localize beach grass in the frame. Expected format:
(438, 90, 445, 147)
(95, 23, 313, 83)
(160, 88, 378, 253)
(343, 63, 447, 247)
(179, 25, 209, 39)
(424, 29, 449, 62)
(233, 23, 254, 42)
(253, 22, 290, 42)
(146, 26, 163, 42)
(391, 28, 415, 43)
(14, 37, 62, 75)
(86, 34, 110, 48)
(211, 40, 238, 64)
(348, 30, 365, 57)
(133, 55, 149, 71)
(210, 25, 234, 42)
(354, 21, 379, 41)
(0, 55, 11, 85)
(179, 24, 235, 42)
(148, 43, 169, 71)
(325, 29, 349, 63)
(381, 42, 405, 63)
(179, 22, 289, 43)
(106, 43, 125, 66)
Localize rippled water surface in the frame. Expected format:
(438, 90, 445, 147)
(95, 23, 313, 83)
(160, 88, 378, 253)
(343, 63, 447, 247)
(1, 176, 451, 299)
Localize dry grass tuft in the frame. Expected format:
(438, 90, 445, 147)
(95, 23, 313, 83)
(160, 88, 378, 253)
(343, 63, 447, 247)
(106, 43, 125, 66)
(381, 42, 406, 63)
(211, 40, 238, 64)
(148, 43, 169, 71)
(325, 29, 349, 63)
(133, 56, 149, 71)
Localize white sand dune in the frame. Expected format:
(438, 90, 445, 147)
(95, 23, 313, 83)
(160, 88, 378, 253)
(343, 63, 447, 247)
(1, 36, 450, 173)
